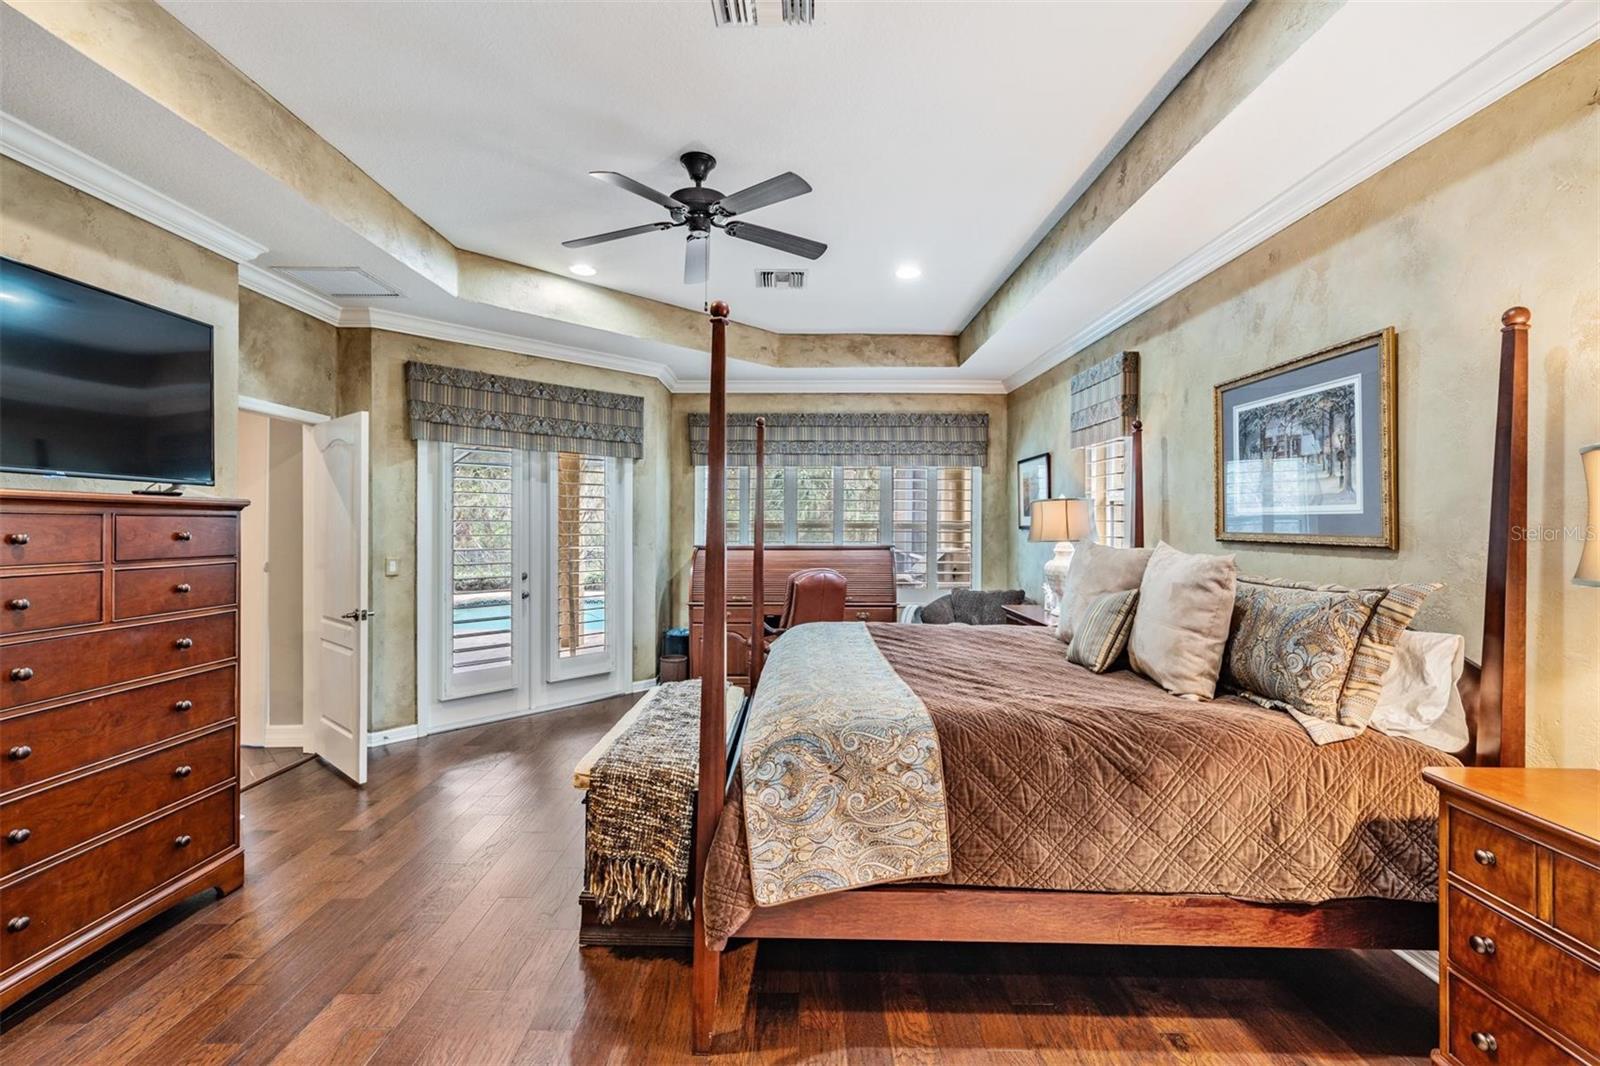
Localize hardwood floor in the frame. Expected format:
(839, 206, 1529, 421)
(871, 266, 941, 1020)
(1, 695, 1440, 1063)
(240, 746, 316, 791)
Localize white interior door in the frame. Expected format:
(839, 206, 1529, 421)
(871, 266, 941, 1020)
(304, 411, 370, 784)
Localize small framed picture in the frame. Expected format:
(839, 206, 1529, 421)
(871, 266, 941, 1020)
(1214, 328, 1397, 548)
(1017, 452, 1052, 530)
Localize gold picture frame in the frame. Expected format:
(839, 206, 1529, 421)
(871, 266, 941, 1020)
(1213, 328, 1397, 548)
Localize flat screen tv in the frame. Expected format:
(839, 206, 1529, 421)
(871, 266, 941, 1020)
(0, 257, 215, 485)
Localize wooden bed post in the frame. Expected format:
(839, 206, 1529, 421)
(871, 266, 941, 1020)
(1476, 307, 1530, 768)
(692, 300, 731, 1053)
(749, 418, 766, 690)
(1130, 419, 1145, 550)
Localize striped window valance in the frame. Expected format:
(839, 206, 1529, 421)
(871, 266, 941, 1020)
(405, 361, 644, 460)
(689, 412, 988, 467)
(1069, 350, 1139, 449)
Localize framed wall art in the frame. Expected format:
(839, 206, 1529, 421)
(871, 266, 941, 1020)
(1214, 328, 1397, 548)
(1017, 452, 1052, 530)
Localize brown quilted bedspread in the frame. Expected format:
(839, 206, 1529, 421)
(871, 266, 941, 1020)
(703, 623, 1460, 948)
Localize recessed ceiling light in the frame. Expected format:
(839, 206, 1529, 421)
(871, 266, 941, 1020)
(895, 263, 922, 280)
(570, 263, 597, 277)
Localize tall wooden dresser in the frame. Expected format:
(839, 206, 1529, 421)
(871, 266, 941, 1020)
(0, 490, 246, 1009)
(1424, 767, 1600, 1066)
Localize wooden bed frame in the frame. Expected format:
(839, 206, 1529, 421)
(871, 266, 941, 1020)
(689, 302, 1531, 1052)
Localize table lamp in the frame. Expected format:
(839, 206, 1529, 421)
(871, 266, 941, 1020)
(1029, 497, 1092, 616)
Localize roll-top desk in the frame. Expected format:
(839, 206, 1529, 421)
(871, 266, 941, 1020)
(0, 490, 247, 1009)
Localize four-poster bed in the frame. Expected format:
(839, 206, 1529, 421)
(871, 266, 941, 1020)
(689, 304, 1531, 1053)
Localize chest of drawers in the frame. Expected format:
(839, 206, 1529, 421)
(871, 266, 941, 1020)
(1424, 767, 1600, 1066)
(0, 490, 247, 1010)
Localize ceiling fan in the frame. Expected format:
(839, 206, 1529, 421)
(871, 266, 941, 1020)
(562, 151, 827, 285)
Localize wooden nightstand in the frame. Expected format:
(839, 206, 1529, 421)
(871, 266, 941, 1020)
(1422, 767, 1600, 1065)
(1001, 603, 1051, 627)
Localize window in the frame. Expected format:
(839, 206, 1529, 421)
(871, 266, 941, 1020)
(1087, 438, 1131, 548)
(696, 464, 981, 600)
(447, 446, 516, 686)
(555, 452, 607, 659)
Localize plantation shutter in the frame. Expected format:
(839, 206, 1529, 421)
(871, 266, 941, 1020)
(556, 452, 608, 657)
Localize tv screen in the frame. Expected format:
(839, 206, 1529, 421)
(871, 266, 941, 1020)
(0, 257, 215, 485)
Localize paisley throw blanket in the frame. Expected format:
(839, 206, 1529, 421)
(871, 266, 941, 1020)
(741, 622, 951, 906)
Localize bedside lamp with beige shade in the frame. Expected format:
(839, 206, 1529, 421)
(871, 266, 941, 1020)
(1029, 497, 1092, 616)
(1578, 443, 1600, 587)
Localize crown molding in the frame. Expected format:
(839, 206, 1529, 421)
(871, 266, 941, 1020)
(1003, 1, 1600, 391)
(338, 306, 682, 390)
(0, 113, 268, 264)
(674, 376, 1008, 395)
(237, 262, 343, 325)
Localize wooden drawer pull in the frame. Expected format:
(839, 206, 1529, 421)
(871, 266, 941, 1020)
(8, 746, 32, 761)
(174, 834, 193, 848)
(174, 765, 193, 778)
(7, 828, 31, 844)
(7, 916, 29, 933)
(174, 583, 191, 594)
(1473, 848, 1497, 867)
(174, 699, 194, 712)
(173, 531, 192, 542)
(6, 532, 29, 545)
(7, 598, 29, 611)
(1470, 1031, 1498, 1054)
(9, 667, 33, 681)
(174, 637, 193, 650)
(1469, 934, 1497, 956)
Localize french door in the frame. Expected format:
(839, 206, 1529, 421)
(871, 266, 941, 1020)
(417, 441, 631, 734)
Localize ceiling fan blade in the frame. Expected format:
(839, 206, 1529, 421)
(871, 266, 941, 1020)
(684, 235, 709, 285)
(722, 221, 827, 260)
(715, 172, 812, 216)
(561, 221, 675, 249)
(589, 171, 681, 211)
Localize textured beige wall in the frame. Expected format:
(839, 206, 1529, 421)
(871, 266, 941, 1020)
(266, 418, 305, 728)
(666, 392, 1012, 627)
(0, 157, 240, 495)
(341, 330, 673, 731)
(238, 288, 339, 416)
(1006, 46, 1600, 768)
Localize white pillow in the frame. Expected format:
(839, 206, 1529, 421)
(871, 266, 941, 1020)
(1054, 541, 1154, 644)
(1369, 630, 1469, 753)
(1126, 541, 1237, 700)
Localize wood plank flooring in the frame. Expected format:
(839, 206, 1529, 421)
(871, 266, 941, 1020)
(1, 695, 1441, 1064)
(241, 746, 316, 791)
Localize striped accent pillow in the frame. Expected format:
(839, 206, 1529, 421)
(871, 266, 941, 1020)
(1066, 588, 1140, 673)
(1243, 576, 1441, 731)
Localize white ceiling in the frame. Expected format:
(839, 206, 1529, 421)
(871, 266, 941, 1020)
(158, 0, 1232, 335)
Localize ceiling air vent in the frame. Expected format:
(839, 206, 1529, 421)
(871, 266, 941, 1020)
(755, 269, 806, 290)
(271, 266, 400, 298)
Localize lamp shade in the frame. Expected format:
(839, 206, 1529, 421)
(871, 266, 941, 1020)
(1577, 443, 1600, 587)
(1029, 498, 1092, 543)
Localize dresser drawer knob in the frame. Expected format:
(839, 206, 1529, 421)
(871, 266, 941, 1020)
(6, 916, 29, 933)
(1470, 1031, 1498, 1053)
(1473, 848, 1497, 867)
(5, 532, 29, 545)
(174, 765, 193, 778)
(7, 598, 29, 611)
(174, 637, 194, 650)
(174, 834, 193, 848)
(174, 531, 192, 541)
(9, 667, 33, 682)
(1468, 934, 1497, 956)
(174, 699, 194, 712)
(174, 583, 192, 594)
(6, 828, 31, 844)
(8, 746, 31, 761)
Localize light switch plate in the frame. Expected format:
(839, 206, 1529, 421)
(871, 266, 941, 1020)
(385, 558, 400, 577)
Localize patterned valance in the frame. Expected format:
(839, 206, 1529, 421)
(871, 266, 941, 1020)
(689, 412, 988, 467)
(1069, 350, 1139, 449)
(406, 361, 643, 460)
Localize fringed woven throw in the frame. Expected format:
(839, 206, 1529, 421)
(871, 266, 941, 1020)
(585, 680, 701, 924)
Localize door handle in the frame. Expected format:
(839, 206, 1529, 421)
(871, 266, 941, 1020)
(339, 609, 373, 621)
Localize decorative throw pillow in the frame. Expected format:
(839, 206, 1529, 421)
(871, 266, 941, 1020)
(1224, 580, 1384, 732)
(1243, 576, 1441, 731)
(1054, 541, 1154, 644)
(950, 587, 1025, 625)
(1127, 541, 1237, 699)
(1066, 589, 1139, 673)
(916, 594, 955, 625)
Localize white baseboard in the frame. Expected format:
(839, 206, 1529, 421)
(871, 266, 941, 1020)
(1394, 949, 1439, 982)
(368, 724, 423, 748)
(631, 677, 658, 693)
(261, 724, 306, 750)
